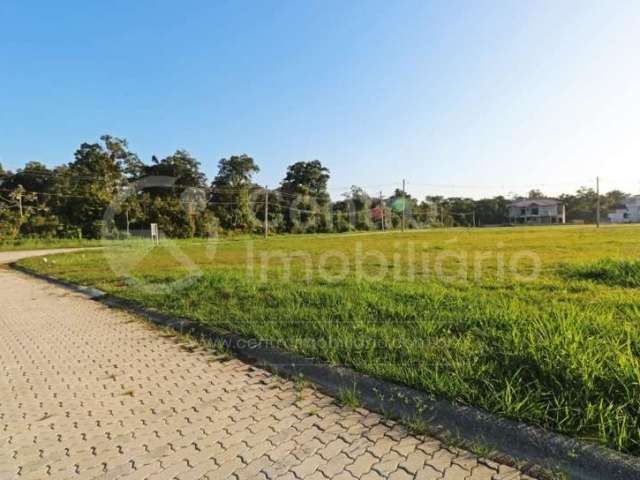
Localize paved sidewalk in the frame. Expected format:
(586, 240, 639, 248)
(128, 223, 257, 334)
(0, 251, 535, 479)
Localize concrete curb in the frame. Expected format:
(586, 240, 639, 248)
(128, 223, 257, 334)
(11, 263, 640, 480)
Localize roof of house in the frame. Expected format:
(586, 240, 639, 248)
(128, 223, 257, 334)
(509, 198, 561, 208)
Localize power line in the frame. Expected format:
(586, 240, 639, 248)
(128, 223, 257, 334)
(6, 166, 639, 200)
(405, 179, 598, 189)
(0, 187, 88, 199)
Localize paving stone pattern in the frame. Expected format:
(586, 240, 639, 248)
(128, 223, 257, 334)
(0, 251, 536, 479)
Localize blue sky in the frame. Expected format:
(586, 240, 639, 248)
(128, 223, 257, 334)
(1, 0, 639, 199)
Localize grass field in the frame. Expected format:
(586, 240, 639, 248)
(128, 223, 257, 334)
(18, 225, 640, 455)
(0, 237, 103, 252)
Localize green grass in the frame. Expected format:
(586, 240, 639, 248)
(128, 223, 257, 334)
(17, 225, 640, 455)
(561, 258, 640, 287)
(337, 383, 361, 409)
(0, 237, 103, 252)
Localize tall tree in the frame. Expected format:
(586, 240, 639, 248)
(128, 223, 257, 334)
(559, 187, 598, 223)
(527, 189, 546, 199)
(210, 154, 260, 231)
(56, 136, 129, 238)
(603, 190, 629, 212)
(251, 187, 285, 234)
(124, 150, 210, 238)
(280, 160, 331, 232)
(388, 188, 418, 228)
(335, 186, 373, 230)
(474, 196, 509, 225)
(0, 201, 21, 240)
(3, 161, 55, 195)
(446, 197, 477, 227)
(143, 150, 207, 188)
(3, 163, 62, 237)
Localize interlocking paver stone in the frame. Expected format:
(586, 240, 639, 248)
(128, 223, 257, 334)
(345, 451, 377, 477)
(0, 250, 537, 480)
(318, 453, 353, 477)
(401, 450, 429, 474)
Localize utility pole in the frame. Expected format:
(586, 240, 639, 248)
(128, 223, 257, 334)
(12, 185, 25, 221)
(596, 176, 601, 228)
(264, 185, 269, 239)
(472, 211, 476, 228)
(380, 191, 385, 231)
(125, 209, 130, 237)
(17, 193, 23, 219)
(401, 179, 406, 232)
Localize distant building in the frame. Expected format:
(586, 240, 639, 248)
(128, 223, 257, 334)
(608, 195, 640, 223)
(508, 198, 566, 225)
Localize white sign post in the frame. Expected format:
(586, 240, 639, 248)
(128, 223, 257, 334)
(150, 223, 159, 246)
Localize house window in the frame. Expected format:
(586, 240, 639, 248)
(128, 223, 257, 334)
(520, 208, 526, 215)
(531, 207, 539, 215)
(624, 213, 629, 219)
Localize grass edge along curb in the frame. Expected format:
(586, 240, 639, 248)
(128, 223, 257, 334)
(11, 263, 640, 480)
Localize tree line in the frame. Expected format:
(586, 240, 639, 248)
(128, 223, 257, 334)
(0, 135, 630, 240)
